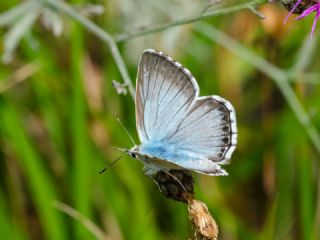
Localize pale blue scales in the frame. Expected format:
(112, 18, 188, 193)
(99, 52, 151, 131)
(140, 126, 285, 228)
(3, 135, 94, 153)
(127, 49, 237, 176)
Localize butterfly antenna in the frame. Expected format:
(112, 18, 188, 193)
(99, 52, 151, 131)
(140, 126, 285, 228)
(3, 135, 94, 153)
(112, 146, 129, 153)
(99, 156, 122, 174)
(164, 170, 187, 193)
(113, 113, 136, 145)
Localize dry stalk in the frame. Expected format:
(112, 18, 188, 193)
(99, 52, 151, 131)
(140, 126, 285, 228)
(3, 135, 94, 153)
(153, 170, 219, 240)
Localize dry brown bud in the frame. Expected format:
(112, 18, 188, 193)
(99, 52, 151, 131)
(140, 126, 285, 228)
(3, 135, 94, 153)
(188, 199, 219, 240)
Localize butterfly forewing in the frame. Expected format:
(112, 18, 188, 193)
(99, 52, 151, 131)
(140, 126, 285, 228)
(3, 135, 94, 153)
(135, 49, 237, 175)
(136, 50, 198, 142)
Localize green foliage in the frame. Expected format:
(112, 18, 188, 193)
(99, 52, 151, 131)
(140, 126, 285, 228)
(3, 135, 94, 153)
(0, 0, 319, 239)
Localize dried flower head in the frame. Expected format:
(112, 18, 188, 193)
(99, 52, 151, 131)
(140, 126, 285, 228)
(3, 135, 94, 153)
(152, 170, 194, 202)
(188, 199, 219, 240)
(152, 170, 219, 239)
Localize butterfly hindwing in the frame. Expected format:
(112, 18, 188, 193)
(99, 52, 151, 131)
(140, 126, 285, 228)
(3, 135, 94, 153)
(167, 95, 237, 164)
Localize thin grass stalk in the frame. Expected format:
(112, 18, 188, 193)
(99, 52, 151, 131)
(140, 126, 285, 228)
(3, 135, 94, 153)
(195, 22, 320, 157)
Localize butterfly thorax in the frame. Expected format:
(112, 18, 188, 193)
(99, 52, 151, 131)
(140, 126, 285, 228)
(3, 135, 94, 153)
(128, 144, 184, 175)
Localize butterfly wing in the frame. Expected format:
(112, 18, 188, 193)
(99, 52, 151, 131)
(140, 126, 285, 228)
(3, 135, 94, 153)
(167, 95, 237, 164)
(136, 49, 237, 175)
(136, 49, 198, 142)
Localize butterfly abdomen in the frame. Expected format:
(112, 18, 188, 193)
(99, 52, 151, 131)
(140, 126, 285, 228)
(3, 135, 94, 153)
(140, 141, 177, 161)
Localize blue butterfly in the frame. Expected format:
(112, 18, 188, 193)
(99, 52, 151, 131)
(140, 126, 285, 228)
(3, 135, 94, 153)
(126, 49, 237, 176)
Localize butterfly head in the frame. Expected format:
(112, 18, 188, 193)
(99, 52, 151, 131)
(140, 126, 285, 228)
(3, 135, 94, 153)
(127, 145, 152, 164)
(128, 145, 139, 159)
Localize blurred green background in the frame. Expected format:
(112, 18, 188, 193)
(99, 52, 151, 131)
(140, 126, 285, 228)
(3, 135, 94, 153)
(0, 0, 320, 239)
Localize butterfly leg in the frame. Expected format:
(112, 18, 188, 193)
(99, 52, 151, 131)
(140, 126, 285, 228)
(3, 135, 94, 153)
(163, 170, 187, 193)
(143, 165, 158, 176)
(151, 170, 195, 202)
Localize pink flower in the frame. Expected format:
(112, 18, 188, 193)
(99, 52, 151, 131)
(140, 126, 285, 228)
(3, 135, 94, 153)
(283, 0, 304, 23)
(296, 2, 320, 38)
(270, 0, 320, 38)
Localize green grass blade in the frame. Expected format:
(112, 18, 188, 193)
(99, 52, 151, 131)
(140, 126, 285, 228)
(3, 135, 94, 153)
(0, 100, 67, 240)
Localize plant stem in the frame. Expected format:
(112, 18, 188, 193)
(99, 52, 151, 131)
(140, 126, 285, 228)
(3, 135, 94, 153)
(291, 33, 319, 73)
(0, 62, 41, 93)
(0, 0, 36, 27)
(39, 0, 267, 99)
(53, 201, 110, 240)
(196, 22, 320, 156)
(41, 0, 135, 99)
(115, 0, 266, 42)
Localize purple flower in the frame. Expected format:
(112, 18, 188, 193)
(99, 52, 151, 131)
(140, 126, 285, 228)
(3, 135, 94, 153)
(296, 2, 320, 38)
(270, 0, 320, 38)
(283, 0, 304, 23)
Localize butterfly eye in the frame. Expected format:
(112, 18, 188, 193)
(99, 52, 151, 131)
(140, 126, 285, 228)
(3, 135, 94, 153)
(129, 152, 136, 158)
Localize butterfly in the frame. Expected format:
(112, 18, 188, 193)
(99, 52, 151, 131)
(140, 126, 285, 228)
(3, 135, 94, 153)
(125, 49, 237, 176)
